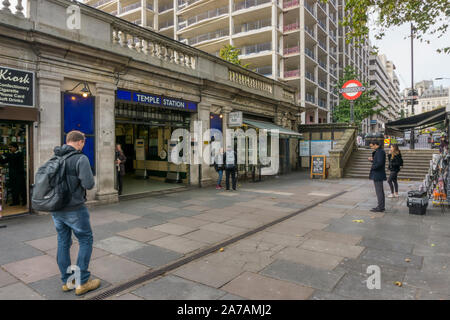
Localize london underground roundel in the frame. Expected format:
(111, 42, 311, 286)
(339, 80, 366, 100)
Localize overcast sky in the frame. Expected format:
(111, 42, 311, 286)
(5, 0, 450, 91)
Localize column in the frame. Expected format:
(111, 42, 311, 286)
(34, 72, 64, 174)
(314, 108, 319, 123)
(229, 0, 234, 46)
(153, 0, 158, 30)
(95, 82, 118, 203)
(271, 0, 278, 79)
(141, 0, 147, 27)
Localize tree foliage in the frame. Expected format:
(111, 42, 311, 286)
(219, 45, 250, 68)
(321, 0, 450, 54)
(332, 66, 384, 127)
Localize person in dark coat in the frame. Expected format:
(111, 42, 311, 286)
(214, 148, 224, 190)
(0, 142, 27, 206)
(387, 144, 403, 198)
(115, 144, 126, 195)
(368, 140, 386, 212)
(223, 146, 237, 191)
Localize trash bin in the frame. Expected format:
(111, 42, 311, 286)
(407, 191, 428, 215)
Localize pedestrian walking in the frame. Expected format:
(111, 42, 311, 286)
(115, 144, 126, 195)
(368, 140, 386, 212)
(439, 135, 448, 153)
(214, 148, 224, 190)
(50, 130, 99, 295)
(387, 144, 403, 198)
(224, 146, 237, 191)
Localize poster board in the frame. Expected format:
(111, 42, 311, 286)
(311, 140, 333, 157)
(311, 155, 326, 179)
(299, 140, 310, 156)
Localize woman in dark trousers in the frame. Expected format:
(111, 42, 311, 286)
(368, 141, 386, 212)
(387, 144, 403, 198)
(115, 144, 126, 195)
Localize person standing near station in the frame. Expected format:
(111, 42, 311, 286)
(387, 144, 403, 198)
(368, 141, 386, 212)
(214, 148, 224, 190)
(224, 146, 237, 191)
(0, 142, 27, 206)
(115, 144, 126, 195)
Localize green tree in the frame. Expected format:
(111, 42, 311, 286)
(321, 0, 450, 54)
(333, 66, 383, 127)
(219, 44, 250, 68)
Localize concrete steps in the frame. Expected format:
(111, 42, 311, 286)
(344, 148, 438, 181)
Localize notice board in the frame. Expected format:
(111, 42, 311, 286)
(311, 155, 326, 179)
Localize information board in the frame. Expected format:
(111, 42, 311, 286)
(311, 140, 333, 157)
(299, 140, 310, 156)
(311, 155, 326, 179)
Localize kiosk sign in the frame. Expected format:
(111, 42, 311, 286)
(339, 79, 365, 100)
(0, 66, 35, 107)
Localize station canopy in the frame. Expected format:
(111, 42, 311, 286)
(385, 107, 446, 136)
(243, 119, 302, 137)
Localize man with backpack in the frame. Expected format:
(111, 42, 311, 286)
(33, 130, 99, 295)
(223, 146, 237, 191)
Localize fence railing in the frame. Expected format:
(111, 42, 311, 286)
(283, 22, 299, 32)
(120, 2, 141, 14)
(254, 66, 272, 76)
(234, 0, 271, 12)
(284, 69, 300, 78)
(305, 47, 315, 60)
(283, 0, 299, 9)
(239, 42, 272, 55)
(305, 25, 315, 38)
(235, 19, 271, 34)
(305, 71, 315, 82)
(186, 28, 229, 45)
(283, 46, 300, 55)
(181, 6, 228, 29)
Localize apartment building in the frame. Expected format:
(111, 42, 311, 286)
(363, 52, 402, 133)
(84, 0, 369, 125)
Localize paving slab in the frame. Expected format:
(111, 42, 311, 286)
(172, 260, 244, 288)
(300, 239, 365, 259)
(309, 290, 355, 300)
(248, 231, 305, 247)
(199, 223, 248, 236)
(183, 229, 230, 244)
(304, 230, 362, 246)
(403, 268, 450, 296)
(94, 236, 147, 255)
(149, 223, 197, 236)
(359, 237, 414, 254)
(273, 247, 343, 270)
(152, 206, 179, 213)
(336, 258, 407, 284)
(219, 293, 246, 300)
(123, 244, 183, 268)
(277, 220, 329, 231)
(28, 274, 111, 300)
(0, 282, 45, 300)
(25, 235, 59, 252)
(265, 224, 312, 237)
(222, 271, 314, 300)
(0, 267, 18, 288)
(332, 272, 417, 300)
(0, 243, 45, 266)
(167, 217, 211, 228)
(107, 293, 144, 300)
(421, 255, 450, 275)
(260, 259, 345, 292)
(360, 248, 423, 270)
(193, 212, 234, 223)
(46, 243, 110, 261)
(149, 235, 206, 254)
(133, 275, 227, 300)
(117, 227, 169, 243)
(89, 254, 149, 284)
(2, 255, 59, 284)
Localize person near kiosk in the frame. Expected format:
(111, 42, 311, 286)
(0, 142, 27, 206)
(223, 146, 237, 191)
(368, 140, 386, 212)
(115, 144, 127, 196)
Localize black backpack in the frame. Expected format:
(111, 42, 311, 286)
(31, 151, 79, 212)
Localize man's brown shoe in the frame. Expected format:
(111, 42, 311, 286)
(62, 279, 75, 292)
(75, 279, 101, 296)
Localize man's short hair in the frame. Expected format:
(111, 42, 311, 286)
(372, 140, 381, 146)
(9, 142, 18, 149)
(66, 130, 86, 143)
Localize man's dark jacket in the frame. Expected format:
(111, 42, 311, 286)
(0, 151, 25, 178)
(54, 145, 95, 211)
(369, 148, 387, 181)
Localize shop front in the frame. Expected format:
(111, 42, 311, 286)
(114, 89, 197, 196)
(0, 66, 38, 218)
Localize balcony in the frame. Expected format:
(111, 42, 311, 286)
(92, 0, 114, 8)
(306, 93, 316, 104)
(318, 1, 326, 12)
(318, 79, 327, 90)
(186, 28, 229, 45)
(305, 25, 315, 38)
(304, 2, 316, 17)
(235, 19, 271, 34)
(180, 6, 228, 30)
(254, 66, 272, 76)
(283, 22, 300, 32)
(132, 19, 142, 25)
(318, 39, 326, 51)
(240, 42, 272, 55)
(284, 69, 300, 78)
(305, 47, 315, 60)
(329, 31, 337, 43)
(283, 0, 299, 9)
(178, 0, 202, 9)
(305, 71, 315, 82)
(317, 19, 326, 31)
(234, 0, 271, 12)
(318, 59, 327, 70)
(120, 2, 141, 14)
(159, 3, 174, 13)
(318, 98, 327, 108)
(283, 45, 300, 55)
(159, 20, 174, 29)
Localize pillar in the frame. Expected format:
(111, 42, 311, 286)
(95, 82, 118, 203)
(34, 72, 63, 173)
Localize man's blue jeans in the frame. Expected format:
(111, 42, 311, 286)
(217, 169, 223, 186)
(52, 206, 93, 285)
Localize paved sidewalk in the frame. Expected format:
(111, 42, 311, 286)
(1, 172, 450, 300)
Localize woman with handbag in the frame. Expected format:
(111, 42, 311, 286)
(387, 144, 403, 198)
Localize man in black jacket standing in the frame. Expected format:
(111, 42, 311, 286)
(0, 142, 27, 206)
(368, 140, 386, 212)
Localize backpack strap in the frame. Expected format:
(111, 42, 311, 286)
(60, 150, 82, 195)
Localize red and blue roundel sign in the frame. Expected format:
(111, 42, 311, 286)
(339, 79, 366, 100)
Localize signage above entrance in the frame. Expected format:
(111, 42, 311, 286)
(0, 66, 35, 108)
(116, 89, 197, 112)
